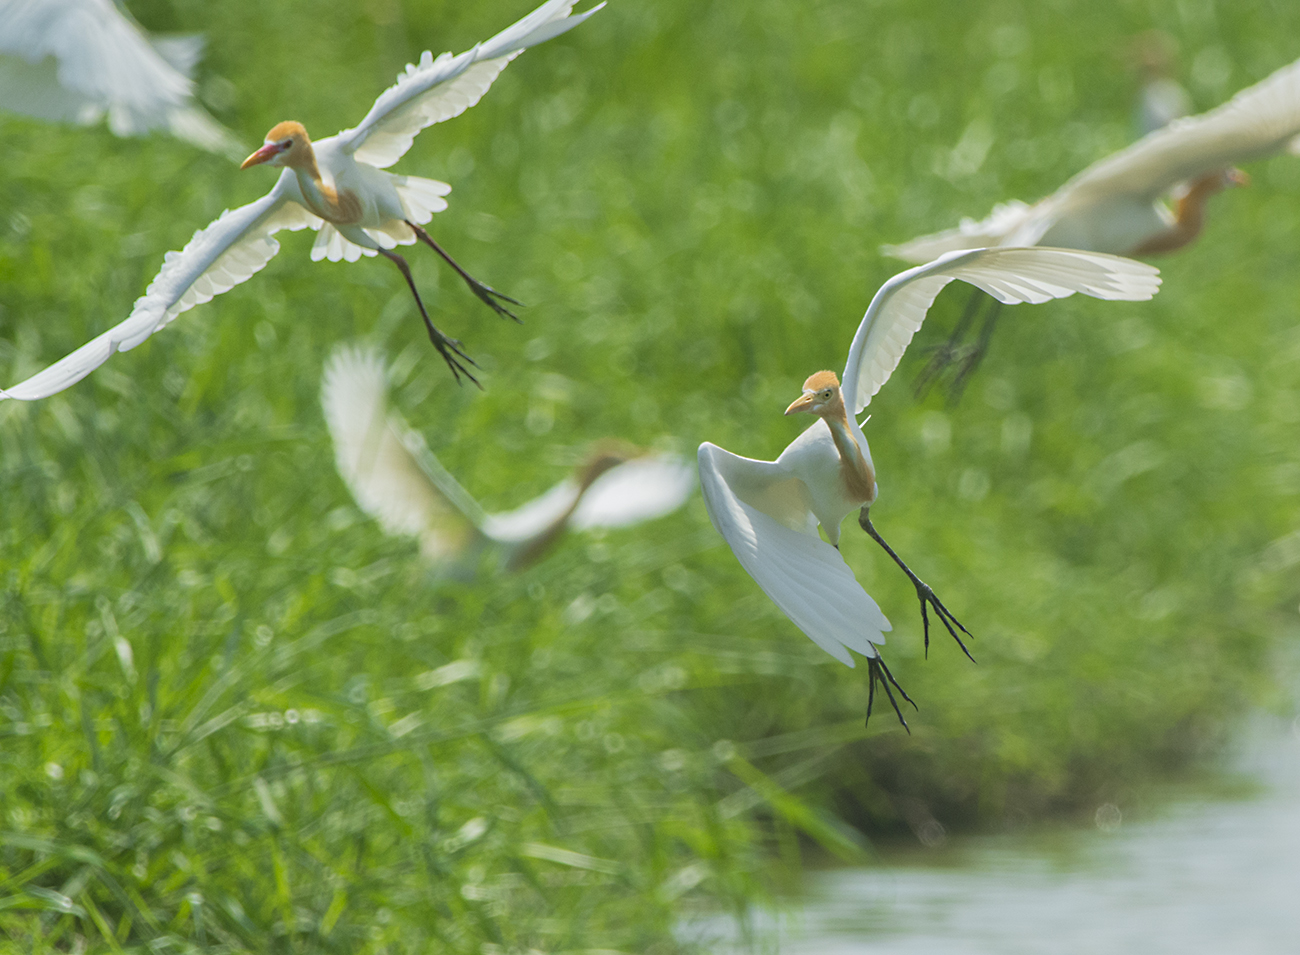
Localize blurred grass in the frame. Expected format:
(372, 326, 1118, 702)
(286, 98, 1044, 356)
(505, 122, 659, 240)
(3, 0, 1300, 949)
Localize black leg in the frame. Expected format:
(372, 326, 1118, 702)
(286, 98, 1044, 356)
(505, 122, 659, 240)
(378, 248, 481, 388)
(914, 286, 987, 398)
(866, 654, 916, 732)
(859, 506, 975, 663)
(406, 220, 522, 323)
(947, 300, 1003, 402)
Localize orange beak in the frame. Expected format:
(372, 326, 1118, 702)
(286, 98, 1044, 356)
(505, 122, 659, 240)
(1227, 167, 1250, 187)
(784, 392, 816, 416)
(241, 142, 284, 169)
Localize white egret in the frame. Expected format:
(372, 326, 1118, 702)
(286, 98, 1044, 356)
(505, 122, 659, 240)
(0, 0, 603, 402)
(0, 0, 243, 158)
(698, 247, 1161, 728)
(322, 346, 696, 574)
(885, 55, 1300, 393)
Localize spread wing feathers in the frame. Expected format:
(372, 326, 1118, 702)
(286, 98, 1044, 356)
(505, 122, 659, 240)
(881, 200, 1036, 264)
(1059, 55, 1300, 205)
(698, 443, 890, 667)
(570, 455, 697, 530)
(0, 0, 242, 154)
(339, 0, 604, 169)
(841, 247, 1162, 414)
(1, 178, 319, 402)
(321, 346, 483, 562)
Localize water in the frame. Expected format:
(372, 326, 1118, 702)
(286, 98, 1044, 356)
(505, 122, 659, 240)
(697, 712, 1300, 953)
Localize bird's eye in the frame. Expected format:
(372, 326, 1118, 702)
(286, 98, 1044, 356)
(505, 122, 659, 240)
(280, 140, 292, 149)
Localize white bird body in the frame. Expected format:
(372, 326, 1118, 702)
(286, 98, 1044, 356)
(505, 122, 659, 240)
(1, 0, 603, 402)
(698, 246, 1162, 720)
(322, 346, 695, 574)
(885, 54, 1300, 264)
(0, 0, 243, 156)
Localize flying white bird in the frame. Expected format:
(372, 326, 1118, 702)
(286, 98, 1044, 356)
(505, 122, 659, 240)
(0, 0, 243, 158)
(698, 247, 1161, 728)
(885, 54, 1300, 394)
(0, 0, 603, 402)
(322, 346, 696, 574)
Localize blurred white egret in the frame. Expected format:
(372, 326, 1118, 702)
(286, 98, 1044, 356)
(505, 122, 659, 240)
(886, 55, 1300, 393)
(0, 0, 243, 158)
(698, 247, 1161, 728)
(0, 0, 603, 402)
(322, 346, 696, 574)
(1130, 30, 1192, 136)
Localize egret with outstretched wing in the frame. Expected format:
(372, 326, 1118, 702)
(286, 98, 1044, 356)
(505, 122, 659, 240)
(322, 346, 696, 574)
(1, 0, 603, 401)
(699, 247, 1161, 728)
(884, 54, 1300, 394)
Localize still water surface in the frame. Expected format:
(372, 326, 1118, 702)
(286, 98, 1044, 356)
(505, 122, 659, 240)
(700, 712, 1300, 953)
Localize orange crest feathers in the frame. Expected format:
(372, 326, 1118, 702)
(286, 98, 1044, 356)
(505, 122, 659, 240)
(264, 120, 308, 143)
(802, 370, 840, 391)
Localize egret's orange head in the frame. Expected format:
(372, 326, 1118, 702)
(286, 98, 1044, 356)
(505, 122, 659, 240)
(576, 440, 637, 488)
(785, 370, 842, 416)
(241, 121, 313, 170)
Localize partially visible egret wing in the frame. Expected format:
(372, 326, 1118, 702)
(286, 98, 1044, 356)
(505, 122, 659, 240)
(0, 0, 242, 155)
(880, 200, 1036, 264)
(1, 174, 320, 401)
(1058, 55, 1300, 206)
(570, 454, 697, 530)
(338, 0, 604, 169)
(698, 442, 890, 667)
(321, 346, 481, 562)
(481, 480, 582, 545)
(841, 247, 1161, 414)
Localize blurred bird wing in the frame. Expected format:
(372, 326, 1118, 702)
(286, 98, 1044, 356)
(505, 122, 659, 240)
(1, 173, 321, 401)
(1057, 55, 1300, 206)
(569, 453, 697, 530)
(880, 200, 1038, 264)
(0, 0, 241, 154)
(321, 346, 484, 562)
(0, 0, 192, 124)
(840, 246, 1162, 414)
(480, 479, 583, 544)
(698, 442, 890, 667)
(338, 0, 603, 169)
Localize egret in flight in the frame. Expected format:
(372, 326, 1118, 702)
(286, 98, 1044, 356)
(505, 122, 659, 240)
(0, 0, 243, 158)
(885, 54, 1300, 396)
(322, 346, 696, 574)
(698, 247, 1161, 728)
(0, 0, 602, 402)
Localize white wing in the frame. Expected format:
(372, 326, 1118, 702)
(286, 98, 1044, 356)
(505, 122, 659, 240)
(698, 442, 890, 667)
(0, 0, 242, 155)
(570, 454, 697, 530)
(1, 173, 320, 401)
(337, 0, 604, 169)
(480, 480, 582, 544)
(881, 200, 1036, 264)
(1057, 55, 1300, 206)
(841, 247, 1162, 414)
(321, 346, 483, 562)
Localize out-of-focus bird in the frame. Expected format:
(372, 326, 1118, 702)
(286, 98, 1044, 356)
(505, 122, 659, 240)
(886, 55, 1300, 396)
(0, 0, 243, 158)
(321, 346, 696, 574)
(0, 0, 602, 402)
(698, 247, 1161, 728)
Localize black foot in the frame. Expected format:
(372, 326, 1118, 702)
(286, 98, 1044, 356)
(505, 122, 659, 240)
(943, 343, 989, 404)
(913, 340, 964, 399)
(428, 326, 481, 388)
(866, 655, 916, 733)
(858, 507, 975, 662)
(466, 276, 523, 324)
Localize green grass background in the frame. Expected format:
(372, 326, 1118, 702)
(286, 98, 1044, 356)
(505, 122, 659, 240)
(3, 0, 1300, 949)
